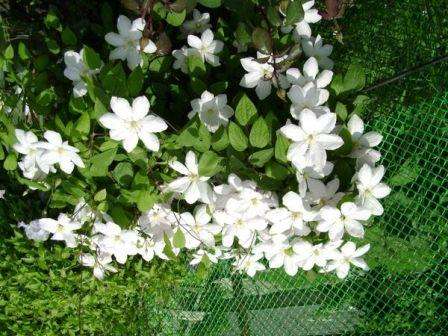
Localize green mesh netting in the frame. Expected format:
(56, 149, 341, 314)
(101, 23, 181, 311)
(132, 92, 448, 336)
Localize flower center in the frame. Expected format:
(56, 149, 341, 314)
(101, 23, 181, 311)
(235, 219, 244, 227)
(130, 120, 140, 130)
(291, 212, 302, 220)
(57, 147, 66, 155)
(306, 134, 315, 144)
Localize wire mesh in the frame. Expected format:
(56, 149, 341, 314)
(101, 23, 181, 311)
(130, 1, 448, 334)
(138, 92, 448, 336)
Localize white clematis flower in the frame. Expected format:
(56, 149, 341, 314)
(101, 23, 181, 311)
(178, 205, 221, 249)
(182, 9, 211, 34)
(63, 49, 101, 98)
(94, 221, 139, 264)
(288, 82, 330, 119)
(233, 253, 266, 277)
(266, 191, 315, 235)
(317, 202, 371, 240)
(18, 220, 50, 241)
(306, 178, 344, 208)
(138, 203, 174, 239)
(294, 160, 334, 196)
(355, 164, 391, 216)
(167, 151, 213, 204)
(37, 131, 85, 174)
(265, 236, 302, 276)
(293, 240, 341, 270)
(324, 242, 370, 279)
(214, 210, 266, 248)
(13, 129, 53, 179)
(172, 46, 191, 73)
(187, 29, 224, 66)
(188, 91, 234, 133)
(280, 110, 343, 168)
(281, 0, 321, 39)
(347, 114, 383, 167)
(39, 213, 83, 248)
(105, 15, 157, 70)
(190, 248, 222, 265)
(239, 56, 288, 100)
(302, 35, 334, 69)
(286, 57, 333, 88)
(99, 96, 168, 153)
(137, 236, 168, 261)
(79, 253, 117, 280)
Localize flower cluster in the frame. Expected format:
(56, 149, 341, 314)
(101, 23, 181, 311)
(12, 3, 391, 282)
(14, 129, 84, 179)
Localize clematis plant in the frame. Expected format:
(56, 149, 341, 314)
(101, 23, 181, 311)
(2, 0, 390, 282)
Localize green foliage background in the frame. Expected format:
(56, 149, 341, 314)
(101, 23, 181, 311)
(0, 0, 447, 335)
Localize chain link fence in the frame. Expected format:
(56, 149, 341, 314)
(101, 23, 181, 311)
(130, 1, 448, 334)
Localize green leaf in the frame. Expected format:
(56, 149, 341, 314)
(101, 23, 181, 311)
(235, 93, 257, 126)
(36, 88, 56, 107)
(389, 158, 421, 187)
(75, 112, 90, 135)
(266, 6, 282, 26)
(173, 229, 186, 248)
(249, 117, 270, 148)
(333, 126, 353, 156)
(0, 144, 4, 160)
(3, 153, 17, 170)
(100, 63, 127, 95)
(94, 189, 107, 202)
(113, 162, 134, 186)
(265, 161, 289, 180)
(18, 42, 31, 60)
(45, 38, 60, 54)
(110, 205, 132, 226)
(17, 176, 49, 191)
(92, 98, 108, 119)
(330, 74, 344, 96)
(275, 132, 289, 163)
(90, 148, 116, 177)
(252, 27, 272, 53)
(249, 148, 273, 167)
(198, 151, 222, 177)
(149, 56, 172, 73)
(228, 121, 248, 152)
(166, 9, 186, 26)
(285, 0, 305, 25)
(334, 158, 355, 190)
(335, 102, 348, 121)
(352, 95, 370, 116)
(127, 67, 144, 96)
(4, 44, 14, 59)
(211, 127, 229, 151)
(82, 46, 102, 70)
(44, 10, 60, 29)
(136, 190, 156, 212)
(344, 64, 366, 92)
(187, 55, 206, 77)
(235, 23, 252, 45)
(177, 118, 211, 152)
(198, 0, 221, 8)
(61, 27, 77, 46)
